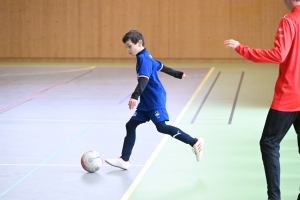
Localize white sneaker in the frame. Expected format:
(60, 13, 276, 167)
(192, 138, 204, 162)
(105, 158, 130, 170)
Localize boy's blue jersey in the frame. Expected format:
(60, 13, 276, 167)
(136, 49, 166, 111)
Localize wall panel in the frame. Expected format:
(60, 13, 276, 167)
(0, 0, 11, 57)
(169, 0, 232, 58)
(78, 0, 99, 58)
(98, 0, 170, 58)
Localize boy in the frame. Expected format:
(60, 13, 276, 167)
(105, 30, 204, 170)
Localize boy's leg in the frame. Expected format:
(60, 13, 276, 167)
(150, 109, 204, 161)
(105, 119, 144, 170)
(121, 119, 144, 161)
(260, 109, 296, 200)
(155, 121, 204, 161)
(155, 121, 197, 146)
(149, 109, 197, 146)
(105, 110, 148, 170)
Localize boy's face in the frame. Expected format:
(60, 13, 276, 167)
(124, 39, 143, 56)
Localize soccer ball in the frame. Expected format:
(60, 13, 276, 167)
(81, 150, 103, 173)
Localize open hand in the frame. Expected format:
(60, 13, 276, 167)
(224, 39, 240, 49)
(128, 98, 137, 110)
(182, 73, 187, 79)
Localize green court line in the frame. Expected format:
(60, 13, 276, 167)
(121, 67, 215, 200)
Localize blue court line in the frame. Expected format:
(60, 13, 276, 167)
(0, 126, 91, 198)
(118, 93, 131, 104)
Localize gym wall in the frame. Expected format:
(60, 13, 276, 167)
(0, 0, 287, 61)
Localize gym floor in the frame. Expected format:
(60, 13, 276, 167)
(0, 62, 299, 200)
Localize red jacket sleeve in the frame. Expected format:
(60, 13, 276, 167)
(235, 17, 295, 63)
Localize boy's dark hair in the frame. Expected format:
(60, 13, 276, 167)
(122, 30, 145, 46)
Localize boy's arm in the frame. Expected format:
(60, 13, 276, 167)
(131, 78, 149, 100)
(160, 65, 184, 79)
(128, 78, 148, 110)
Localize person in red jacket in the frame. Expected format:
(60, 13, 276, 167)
(224, 0, 300, 200)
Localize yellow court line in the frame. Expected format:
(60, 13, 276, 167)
(121, 67, 215, 200)
(0, 66, 95, 77)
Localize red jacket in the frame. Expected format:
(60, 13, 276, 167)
(236, 6, 300, 111)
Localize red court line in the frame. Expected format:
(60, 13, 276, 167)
(0, 82, 64, 114)
(0, 81, 10, 86)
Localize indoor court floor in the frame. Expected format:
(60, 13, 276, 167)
(0, 62, 299, 200)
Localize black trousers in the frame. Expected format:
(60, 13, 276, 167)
(260, 108, 300, 200)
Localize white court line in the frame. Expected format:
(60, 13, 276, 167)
(121, 67, 215, 200)
(0, 66, 96, 77)
(0, 164, 144, 167)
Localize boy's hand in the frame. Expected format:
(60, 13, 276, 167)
(128, 98, 137, 110)
(224, 39, 240, 49)
(182, 73, 187, 79)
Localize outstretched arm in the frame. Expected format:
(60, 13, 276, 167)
(161, 65, 186, 79)
(223, 17, 294, 63)
(128, 78, 149, 110)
